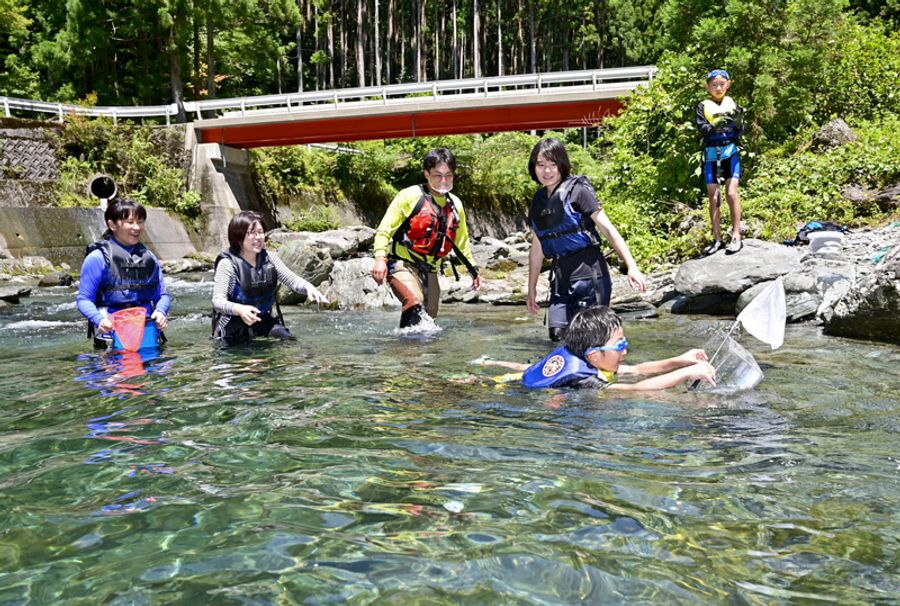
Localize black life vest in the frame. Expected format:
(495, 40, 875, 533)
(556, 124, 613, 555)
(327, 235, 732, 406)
(214, 250, 278, 314)
(85, 237, 160, 310)
(393, 185, 460, 260)
(530, 176, 601, 259)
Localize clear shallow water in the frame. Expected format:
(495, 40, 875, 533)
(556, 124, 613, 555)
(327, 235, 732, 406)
(0, 274, 898, 605)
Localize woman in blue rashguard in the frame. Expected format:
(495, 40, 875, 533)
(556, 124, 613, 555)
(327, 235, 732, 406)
(76, 199, 171, 348)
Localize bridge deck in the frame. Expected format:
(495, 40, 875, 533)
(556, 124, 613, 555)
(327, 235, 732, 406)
(194, 86, 633, 147)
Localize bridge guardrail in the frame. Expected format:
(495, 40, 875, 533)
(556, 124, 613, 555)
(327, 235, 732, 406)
(2, 66, 656, 124)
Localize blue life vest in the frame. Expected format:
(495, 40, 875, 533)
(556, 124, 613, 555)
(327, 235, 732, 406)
(215, 250, 278, 314)
(522, 346, 614, 389)
(530, 176, 600, 259)
(86, 238, 160, 313)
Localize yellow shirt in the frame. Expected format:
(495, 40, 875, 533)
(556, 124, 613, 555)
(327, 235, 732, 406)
(373, 185, 475, 270)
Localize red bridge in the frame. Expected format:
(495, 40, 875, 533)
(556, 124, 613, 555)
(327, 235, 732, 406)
(189, 67, 655, 148)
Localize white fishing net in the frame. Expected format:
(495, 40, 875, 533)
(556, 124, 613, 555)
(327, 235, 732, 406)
(694, 329, 764, 393)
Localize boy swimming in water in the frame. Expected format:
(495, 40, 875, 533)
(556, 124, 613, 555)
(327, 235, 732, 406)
(481, 306, 716, 391)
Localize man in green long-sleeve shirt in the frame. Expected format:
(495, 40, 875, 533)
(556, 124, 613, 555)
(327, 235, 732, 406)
(371, 148, 482, 328)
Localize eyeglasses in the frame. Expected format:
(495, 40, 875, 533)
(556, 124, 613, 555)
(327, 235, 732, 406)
(429, 173, 454, 182)
(584, 338, 628, 356)
(246, 230, 266, 238)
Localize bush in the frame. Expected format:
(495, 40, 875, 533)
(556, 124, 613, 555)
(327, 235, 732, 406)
(53, 118, 197, 217)
(820, 21, 900, 122)
(55, 156, 95, 207)
(284, 205, 341, 232)
(742, 115, 900, 240)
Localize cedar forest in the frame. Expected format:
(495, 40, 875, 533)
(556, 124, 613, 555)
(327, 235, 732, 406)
(1, 0, 898, 264)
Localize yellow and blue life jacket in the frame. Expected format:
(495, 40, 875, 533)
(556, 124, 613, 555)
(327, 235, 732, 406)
(700, 96, 743, 160)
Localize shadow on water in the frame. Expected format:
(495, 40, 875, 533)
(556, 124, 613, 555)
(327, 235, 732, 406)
(0, 274, 898, 604)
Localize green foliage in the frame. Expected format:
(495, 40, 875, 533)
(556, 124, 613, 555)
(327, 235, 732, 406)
(55, 156, 95, 207)
(332, 141, 398, 211)
(284, 205, 341, 232)
(819, 21, 900, 122)
(53, 118, 199, 217)
(454, 132, 536, 214)
(130, 161, 202, 217)
(742, 115, 900, 240)
(0, 0, 30, 36)
(251, 145, 342, 203)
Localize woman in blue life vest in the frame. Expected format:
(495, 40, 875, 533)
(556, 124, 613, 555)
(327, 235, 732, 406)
(526, 138, 647, 342)
(211, 211, 327, 344)
(77, 199, 171, 349)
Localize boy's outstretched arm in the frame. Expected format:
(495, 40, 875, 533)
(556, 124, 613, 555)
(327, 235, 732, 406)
(609, 361, 716, 392)
(477, 359, 530, 372)
(618, 349, 708, 377)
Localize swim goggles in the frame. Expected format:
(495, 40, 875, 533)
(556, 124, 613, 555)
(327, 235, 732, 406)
(584, 338, 629, 356)
(706, 69, 730, 81)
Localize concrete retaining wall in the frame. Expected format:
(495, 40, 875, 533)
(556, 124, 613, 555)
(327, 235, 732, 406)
(0, 207, 198, 267)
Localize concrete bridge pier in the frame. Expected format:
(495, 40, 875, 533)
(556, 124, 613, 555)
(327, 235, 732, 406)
(185, 128, 275, 253)
(186, 128, 276, 254)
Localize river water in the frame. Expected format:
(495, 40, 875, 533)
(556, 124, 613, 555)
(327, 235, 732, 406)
(1, 273, 898, 604)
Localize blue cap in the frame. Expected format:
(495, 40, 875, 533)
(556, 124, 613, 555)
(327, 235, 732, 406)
(706, 69, 730, 81)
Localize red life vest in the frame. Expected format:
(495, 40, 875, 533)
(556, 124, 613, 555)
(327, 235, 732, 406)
(394, 186, 460, 259)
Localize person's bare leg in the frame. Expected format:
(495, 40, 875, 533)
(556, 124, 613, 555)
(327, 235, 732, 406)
(707, 183, 722, 243)
(725, 178, 741, 241)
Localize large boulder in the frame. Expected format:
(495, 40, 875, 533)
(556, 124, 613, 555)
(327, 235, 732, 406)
(0, 285, 32, 303)
(160, 258, 211, 274)
(319, 257, 399, 310)
(276, 240, 335, 305)
(609, 273, 657, 318)
(268, 226, 375, 259)
(824, 244, 900, 343)
(735, 255, 859, 324)
(875, 183, 900, 212)
(670, 293, 741, 316)
(38, 271, 73, 287)
(441, 263, 546, 305)
(276, 240, 334, 287)
(643, 268, 679, 307)
(470, 237, 511, 270)
(674, 239, 802, 296)
(811, 118, 858, 151)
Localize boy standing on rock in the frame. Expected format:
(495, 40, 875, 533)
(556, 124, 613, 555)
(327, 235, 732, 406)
(696, 69, 745, 256)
